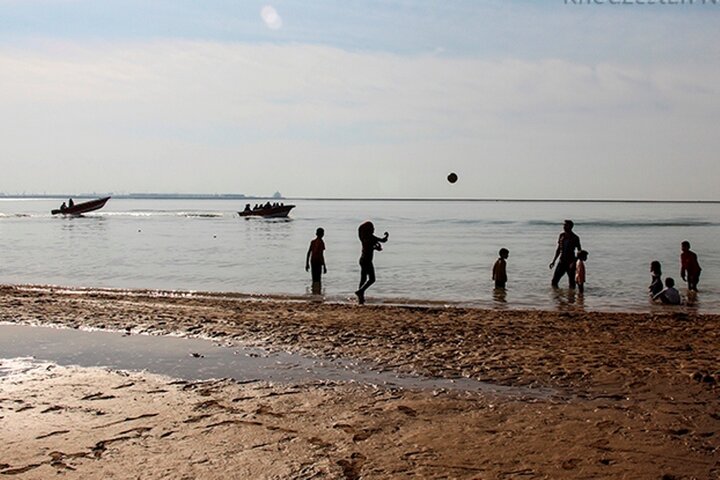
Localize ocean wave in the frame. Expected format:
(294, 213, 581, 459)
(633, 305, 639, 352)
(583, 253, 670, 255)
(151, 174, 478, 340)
(178, 212, 224, 218)
(526, 219, 719, 228)
(95, 211, 224, 218)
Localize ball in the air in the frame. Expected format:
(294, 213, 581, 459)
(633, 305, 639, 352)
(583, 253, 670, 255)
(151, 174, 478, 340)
(447, 172, 458, 184)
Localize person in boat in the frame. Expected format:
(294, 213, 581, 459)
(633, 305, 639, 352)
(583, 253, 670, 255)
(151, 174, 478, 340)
(68, 198, 74, 208)
(355, 221, 389, 305)
(243, 203, 251, 213)
(265, 201, 271, 209)
(306, 227, 327, 295)
(60, 201, 67, 212)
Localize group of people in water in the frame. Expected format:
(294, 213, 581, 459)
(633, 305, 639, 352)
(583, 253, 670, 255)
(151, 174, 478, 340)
(305, 221, 387, 303)
(305, 218, 703, 306)
(648, 241, 703, 305)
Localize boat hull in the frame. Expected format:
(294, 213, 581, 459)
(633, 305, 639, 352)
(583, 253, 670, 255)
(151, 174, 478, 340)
(238, 205, 295, 218)
(51, 197, 111, 216)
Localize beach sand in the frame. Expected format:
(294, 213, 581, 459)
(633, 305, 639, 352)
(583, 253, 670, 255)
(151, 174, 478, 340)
(1, 284, 719, 479)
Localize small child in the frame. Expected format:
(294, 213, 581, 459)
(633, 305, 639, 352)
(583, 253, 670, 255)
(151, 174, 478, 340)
(648, 260, 663, 297)
(575, 250, 589, 294)
(305, 227, 327, 294)
(680, 241, 702, 291)
(492, 248, 509, 289)
(654, 277, 681, 305)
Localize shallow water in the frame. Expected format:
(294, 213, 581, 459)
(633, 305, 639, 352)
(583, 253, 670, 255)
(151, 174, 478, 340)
(0, 324, 552, 398)
(1, 198, 719, 312)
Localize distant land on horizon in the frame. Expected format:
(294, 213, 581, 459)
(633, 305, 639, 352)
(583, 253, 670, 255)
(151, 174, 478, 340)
(0, 192, 283, 200)
(0, 193, 718, 203)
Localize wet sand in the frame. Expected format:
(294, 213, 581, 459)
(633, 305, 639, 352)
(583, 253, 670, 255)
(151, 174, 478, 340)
(1, 284, 719, 479)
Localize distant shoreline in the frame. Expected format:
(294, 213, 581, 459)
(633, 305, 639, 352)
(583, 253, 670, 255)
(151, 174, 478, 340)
(1, 194, 719, 203)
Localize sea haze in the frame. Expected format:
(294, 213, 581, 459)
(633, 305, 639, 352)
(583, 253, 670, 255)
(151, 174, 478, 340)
(1, 198, 718, 313)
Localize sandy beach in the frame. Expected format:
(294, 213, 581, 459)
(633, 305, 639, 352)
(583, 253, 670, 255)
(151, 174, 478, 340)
(1, 284, 719, 479)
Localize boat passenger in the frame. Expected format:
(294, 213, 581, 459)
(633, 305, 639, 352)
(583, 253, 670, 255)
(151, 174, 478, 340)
(60, 202, 67, 212)
(68, 198, 74, 208)
(265, 201, 271, 209)
(243, 204, 251, 212)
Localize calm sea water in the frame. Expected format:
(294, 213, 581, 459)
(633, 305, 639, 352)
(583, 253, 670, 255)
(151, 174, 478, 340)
(1, 198, 718, 313)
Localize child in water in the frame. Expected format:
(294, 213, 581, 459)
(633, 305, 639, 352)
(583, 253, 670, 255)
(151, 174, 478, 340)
(654, 277, 681, 305)
(355, 221, 389, 305)
(648, 261, 663, 298)
(575, 250, 589, 294)
(492, 248, 509, 289)
(680, 241, 702, 291)
(305, 227, 327, 294)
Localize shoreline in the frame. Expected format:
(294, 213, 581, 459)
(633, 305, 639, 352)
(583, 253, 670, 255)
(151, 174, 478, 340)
(1, 283, 718, 388)
(1, 283, 719, 478)
(3, 282, 710, 317)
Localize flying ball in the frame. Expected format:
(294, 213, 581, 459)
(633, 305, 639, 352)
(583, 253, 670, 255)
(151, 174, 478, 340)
(447, 172, 458, 184)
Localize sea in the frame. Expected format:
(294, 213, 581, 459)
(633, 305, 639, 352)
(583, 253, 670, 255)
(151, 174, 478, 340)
(1, 198, 718, 313)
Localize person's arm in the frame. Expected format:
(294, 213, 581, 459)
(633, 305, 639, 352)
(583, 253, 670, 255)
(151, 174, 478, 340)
(680, 253, 687, 281)
(305, 242, 312, 271)
(549, 235, 562, 269)
(492, 261, 498, 280)
(372, 232, 389, 251)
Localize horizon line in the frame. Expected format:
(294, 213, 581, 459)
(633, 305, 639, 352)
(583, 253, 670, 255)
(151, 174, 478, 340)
(1, 193, 719, 204)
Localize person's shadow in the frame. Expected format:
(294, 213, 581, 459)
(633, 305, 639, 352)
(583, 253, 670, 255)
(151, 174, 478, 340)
(552, 288, 584, 311)
(493, 288, 507, 305)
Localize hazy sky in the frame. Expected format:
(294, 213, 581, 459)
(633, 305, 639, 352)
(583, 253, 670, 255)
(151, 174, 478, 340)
(1, 0, 718, 199)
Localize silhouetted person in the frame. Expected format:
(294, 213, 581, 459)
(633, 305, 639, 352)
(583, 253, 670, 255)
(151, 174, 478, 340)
(654, 277, 681, 305)
(680, 240, 702, 291)
(243, 203, 251, 212)
(492, 248, 509, 289)
(355, 221, 388, 305)
(575, 250, 588, 294)
(549, 220, 581, 288)
(648, 261, 663, 298)
(264, 201, 271, 209)
(60, 202, 67, 212)
(68, 198, 74, 208)
(306, 227, 327, 294)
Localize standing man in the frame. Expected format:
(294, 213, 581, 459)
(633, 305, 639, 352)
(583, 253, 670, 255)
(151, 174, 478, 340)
(305, 227, 327, 295)
(549, 219, 582, 288)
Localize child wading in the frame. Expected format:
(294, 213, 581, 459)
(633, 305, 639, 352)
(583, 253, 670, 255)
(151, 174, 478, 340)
(648, 261, 663, 298)
(575, 250, 589, 294)
(680, 241, 702, 291)
(654, 277, 681, 305)
(305, 227, 327, 294)
(492, 248, 509, 289)
(355, 221, 389, 305)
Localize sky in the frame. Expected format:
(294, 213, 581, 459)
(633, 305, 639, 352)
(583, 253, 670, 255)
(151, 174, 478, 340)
(1, 0, 719, 199)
